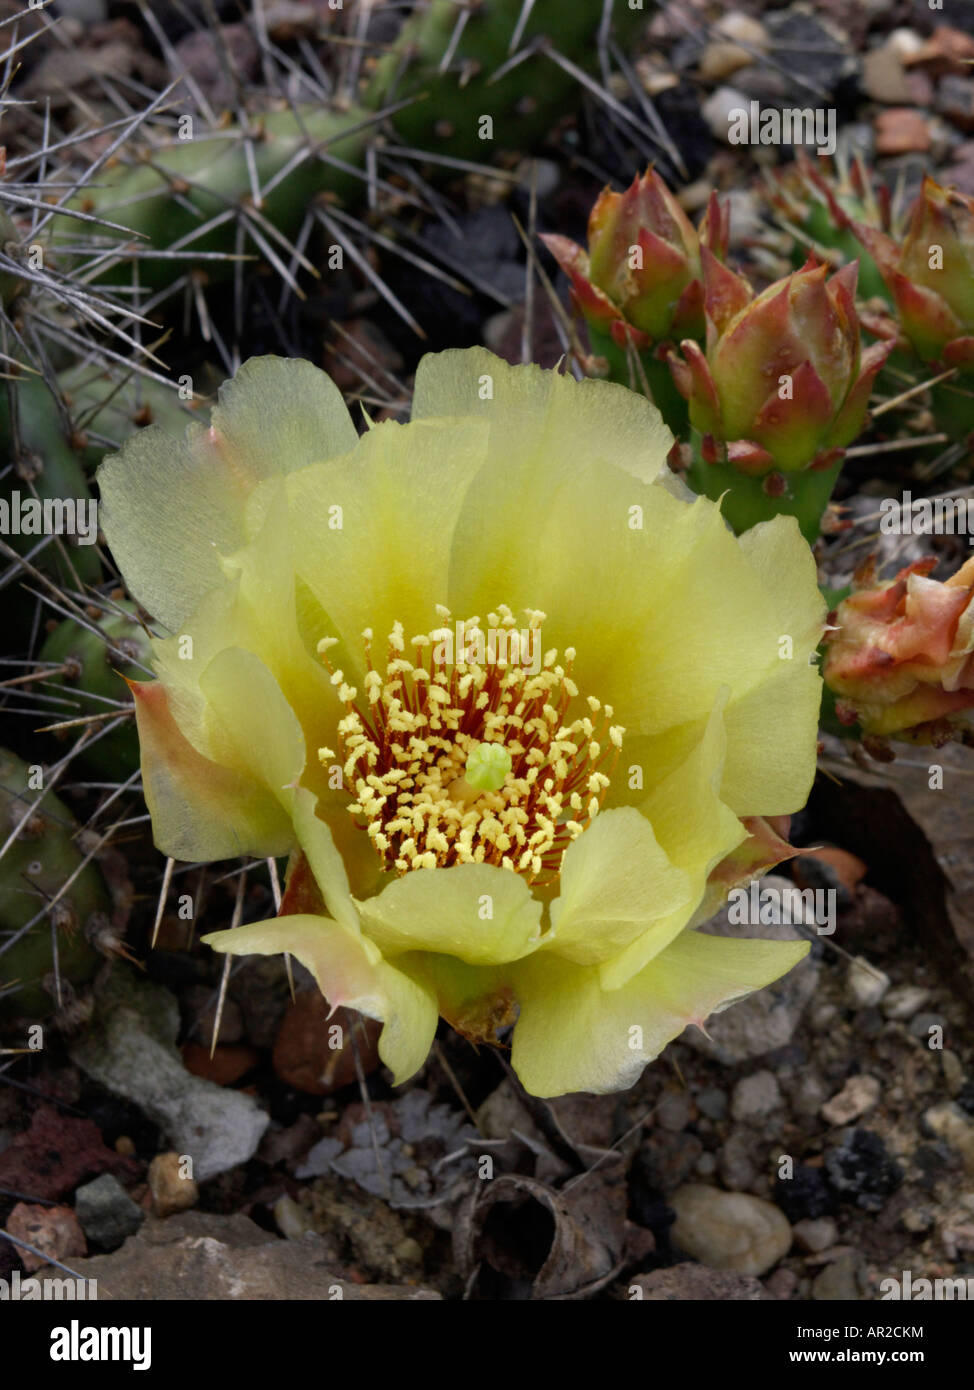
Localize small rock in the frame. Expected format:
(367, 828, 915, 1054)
(774, 1165, 835, 1222)
(731, 1070, 783, 1123)
(922, 1102, 974, 1174)
(862, 34, 922, 104)
(824, 1129, 904, 1210)
(874, 108, 933, 156)
(821, 1075, 881, 1127)
(793, 1217, 838, 1254)
(701, 86, 749, 145)
(942, 1050, 965, 1098)
(845, 956, 889, 1009)
(148, 1152, 199, 1218)
(71, 965, 269, 1181)
(698, 16, 769, 82)
(696, 1152, 718, 1178)
(696, 1087, 728, 1121)
(720, 1128, 757, 1192)
(635, 1131, 704, 1195)
(6, 1203, 86, 1273)
(181, 1043, 259, 1087)
(74, 1174, 144, 1251)
(273, 1194, 315, 1241)
(669, 1184, 792, 1276)
(811, 1252, 861, 1301)
(629, 1263, 771, 1300)
(272, 991, 380, 1095)
(910, 1012, 947, 1042)
(790, 1072, 829, 1117)
(0, 1105, 137, 1203)
(882, 984, 930, 1020)
(656, 1089, 695, 1133)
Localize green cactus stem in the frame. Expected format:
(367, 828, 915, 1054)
(0, 749, 108, 1022)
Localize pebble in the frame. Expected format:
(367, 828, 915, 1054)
(811, 1252, 860, 1301)
(941, 1050, 965, 1098)
(874, 107, 933, 156)
(824, 1129, 904, 1211)
(74, 1174, 144, 1251)
(273, 1194, 315, 1241)
(701, 86, 749, 145)
(845, 956, 889, 1009)
(910, 1012, 947, 1043)
(774, 1165, 835, 1223)
(922, 1102, 974, 1174)
(6, 1203, 86, 1273)
(273, 992, 380, 1095)
(790, 1072, 829, 1117)
(148, 1152, 199, 1218)
(731, 1070, 783, 1123)
(669, 1184, 792, 1276)
(793, 1217, 838, 1254)
(720, 1128, 757, 1192)
(657, 1089, 696, 1133)
(72, 965, 269, 1182)
(882, 985, 930, 1021)
(862, 31, 924, 104)
(698, 14, 769, 83)
(821, 1075, 881, 1127)
(696, 1087, 728, 1121)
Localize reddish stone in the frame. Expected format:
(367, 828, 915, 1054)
(794, 846, 868, 894)
(181, 1042, 259, 1086)
(874, 108, 932, 156)
(6, 1202, 86, 1272)
(273, 992, 381, 1095)
(0, 1105, 139, 1202)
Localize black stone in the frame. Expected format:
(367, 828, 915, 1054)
(824, 1128, 904, 1212)
(773, 1163, 835, 1222)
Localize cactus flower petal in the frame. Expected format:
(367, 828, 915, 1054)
(510, 930, 808, 1097)
(103, 348, 825, 1096)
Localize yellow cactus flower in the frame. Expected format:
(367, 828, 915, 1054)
(99, 349, 824, 1096)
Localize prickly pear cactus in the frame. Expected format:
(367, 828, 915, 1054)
(39, 601, 152, 782)
(0, 749, 109, 1023)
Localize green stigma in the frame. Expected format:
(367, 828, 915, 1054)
(464, 742, 511, 793)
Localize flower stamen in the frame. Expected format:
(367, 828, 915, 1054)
(317, 609, 624, 882)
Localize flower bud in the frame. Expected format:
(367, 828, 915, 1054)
(671, 255, 892, 474)
(542, 169, 723, 348)
(823, 555, 974, 744)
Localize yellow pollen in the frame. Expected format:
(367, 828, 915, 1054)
(317, 611, 624, 884)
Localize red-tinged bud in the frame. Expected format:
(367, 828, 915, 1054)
(823, 556, 974, 743)
(673, 256, 888, 474)
(543, 168, 728, 348)
(848, 177, 974, 366)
